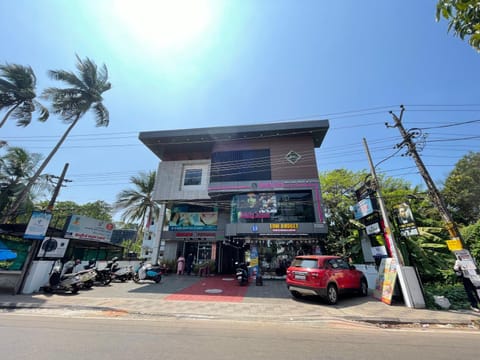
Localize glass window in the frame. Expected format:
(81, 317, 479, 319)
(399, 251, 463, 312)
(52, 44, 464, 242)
(184, 169, 202, 186)
(211, 149, 271, 182)
(292, 258, 318, 269)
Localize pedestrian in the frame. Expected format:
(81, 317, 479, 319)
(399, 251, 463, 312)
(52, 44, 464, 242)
(454, 259, 480, 312)
(176, 254, 185, 275)
(186, 252, 194, 275)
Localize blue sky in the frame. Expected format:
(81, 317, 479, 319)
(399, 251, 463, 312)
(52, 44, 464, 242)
(1, 0, 479, 215)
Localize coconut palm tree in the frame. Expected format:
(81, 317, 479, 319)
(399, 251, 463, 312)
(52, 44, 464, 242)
(0, 63, 49, 128)
(114, 171, 161, 242)
(0, 147, 51, 221)
(1, 55, 111, 223)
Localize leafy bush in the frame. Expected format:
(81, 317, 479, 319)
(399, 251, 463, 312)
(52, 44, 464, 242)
(423, 282, 471, 310)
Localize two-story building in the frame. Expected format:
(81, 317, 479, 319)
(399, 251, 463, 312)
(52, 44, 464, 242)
(139, 119, 329, 276)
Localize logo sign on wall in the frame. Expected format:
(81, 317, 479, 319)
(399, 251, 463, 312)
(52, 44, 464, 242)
(24, 211, 53, 240)
(37, 237, 70, 258)
(64, 215, 115, 242)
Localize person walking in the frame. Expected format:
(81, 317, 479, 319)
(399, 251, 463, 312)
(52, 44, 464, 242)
(176, 254, 185, 275)
(454, 259, 480, 312)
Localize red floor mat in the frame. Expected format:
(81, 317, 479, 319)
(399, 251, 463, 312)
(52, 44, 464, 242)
(165, 276, 248, 302)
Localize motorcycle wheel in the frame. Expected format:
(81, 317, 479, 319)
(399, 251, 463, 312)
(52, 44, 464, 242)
(43, 286, 53, 294)
(101, 276, 112, 286)
(133, 274, 140, 283)
(154, 275, 162, 283)
(84, 280, 94, 289)
(71, 284, 79, 294)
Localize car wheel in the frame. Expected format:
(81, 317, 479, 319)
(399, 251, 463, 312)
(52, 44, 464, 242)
(290, 290, 302, 299)
(326, 284, 338, 305)
(359, 278, 368, 297)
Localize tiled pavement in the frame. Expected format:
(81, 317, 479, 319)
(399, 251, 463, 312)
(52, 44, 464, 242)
(1, 274, 479, 327)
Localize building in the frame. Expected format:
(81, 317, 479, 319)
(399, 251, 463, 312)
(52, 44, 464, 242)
(139, 119, 329, 276)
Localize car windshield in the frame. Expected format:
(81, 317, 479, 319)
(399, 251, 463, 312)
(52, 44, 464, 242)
(292, 258, 318, 269)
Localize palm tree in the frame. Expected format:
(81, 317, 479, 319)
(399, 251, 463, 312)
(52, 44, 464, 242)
(1, 55, 111, 223)
(114, 171, 161, 242)
(0, 147, 51, 221)
(0, 63, 49, 128)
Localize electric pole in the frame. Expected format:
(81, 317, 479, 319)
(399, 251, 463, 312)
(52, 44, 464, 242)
(387, 105, 467, 251)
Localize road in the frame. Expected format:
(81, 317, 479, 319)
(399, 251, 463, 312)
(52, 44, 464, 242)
(1, 314, 479, 360)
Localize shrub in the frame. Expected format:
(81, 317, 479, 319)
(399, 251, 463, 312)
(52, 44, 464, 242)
(423, 282, 471, 310)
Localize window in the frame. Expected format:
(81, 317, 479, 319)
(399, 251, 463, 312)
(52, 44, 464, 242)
(211, 149, 271, 182)
(184, 169, 202, 186)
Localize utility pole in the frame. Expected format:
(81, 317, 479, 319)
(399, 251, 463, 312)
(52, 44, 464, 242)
(363, 138, 416, 308)
(17, 163, 71, 294)
(47, 163, 70, 212)
(387, 105, 468, 253)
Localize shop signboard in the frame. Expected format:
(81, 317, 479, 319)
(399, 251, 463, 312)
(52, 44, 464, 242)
(38, 237, 70, 258)
(64, 215, 115, 242)
(365, 222, 381, 235)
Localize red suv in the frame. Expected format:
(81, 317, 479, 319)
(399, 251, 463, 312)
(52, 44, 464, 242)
(286, 255, 368, 305)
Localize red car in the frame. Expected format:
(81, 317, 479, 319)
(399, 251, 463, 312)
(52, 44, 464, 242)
(286, 255, 368, 305)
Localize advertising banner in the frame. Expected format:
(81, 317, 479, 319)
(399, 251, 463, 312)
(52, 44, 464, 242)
(64, 215, 115, 242)
(394, 203, 419, 237)
(168, 211, 218, 231)
(374, 257, 398, 305)
(24, 211, 53, 240)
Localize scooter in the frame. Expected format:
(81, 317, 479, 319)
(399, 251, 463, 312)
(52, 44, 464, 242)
(42, 262, 82, 294)
(84, 259, 112, 286)
(235, 262, 249, 286)
(106, 257, 133, 282)
(133, 260, 162, 283)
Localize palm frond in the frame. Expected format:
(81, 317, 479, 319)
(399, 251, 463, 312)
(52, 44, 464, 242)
(92, 102, 109, 127)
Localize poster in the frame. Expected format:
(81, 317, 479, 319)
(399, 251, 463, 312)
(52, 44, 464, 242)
(374, 257, 398, 305)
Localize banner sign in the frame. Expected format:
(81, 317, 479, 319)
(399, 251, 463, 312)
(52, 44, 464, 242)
(353, 198, 375, 219)
(374, 257, 398, 305)
(394, 203, 419, 237)
(64, 215, 115, 242)
(168, 211, 218, 231)
(24, 211, 53, 240)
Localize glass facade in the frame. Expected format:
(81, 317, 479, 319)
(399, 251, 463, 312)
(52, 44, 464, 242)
(230, 191, 315, 223)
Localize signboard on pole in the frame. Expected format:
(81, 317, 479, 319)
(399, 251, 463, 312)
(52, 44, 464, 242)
(24, 211, 53, 240)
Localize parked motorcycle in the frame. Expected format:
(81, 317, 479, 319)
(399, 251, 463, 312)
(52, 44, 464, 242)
(235, 262, 249, 286)
(133, 261, 162, 283)
(106, 257, 134, 282)
(84, 259, 112, 286)
(42, 262, 82, 294)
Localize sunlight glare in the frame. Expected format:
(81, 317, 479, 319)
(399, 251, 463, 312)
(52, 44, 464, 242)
(111, 0, 213, 53)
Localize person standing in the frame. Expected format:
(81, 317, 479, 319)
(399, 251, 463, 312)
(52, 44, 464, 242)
(176, 254, 185, 275)
(186, 253, 194, 275)
(454, 259, 480, 312)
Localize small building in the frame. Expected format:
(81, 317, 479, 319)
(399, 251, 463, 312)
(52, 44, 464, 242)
(139, 119, 329, 276)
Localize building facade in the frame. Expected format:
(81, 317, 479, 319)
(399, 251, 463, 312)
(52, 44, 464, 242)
(139, 120, 329, 276)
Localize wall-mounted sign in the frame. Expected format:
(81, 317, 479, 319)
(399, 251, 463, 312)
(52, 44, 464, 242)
(270, 223, 298, 232)
(64, 215, 114, 242)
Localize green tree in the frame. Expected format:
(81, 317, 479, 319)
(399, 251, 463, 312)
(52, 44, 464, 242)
(114, 171, 160, 242)
(441, 151, 480, 225)
(2, 55, 111, 223)
(35, 200, 113, 229)
(0, 63, 49, 128)
(0, 147, 51, 222)
(319, 169, 369, 259)
(436, 0, 480, 51)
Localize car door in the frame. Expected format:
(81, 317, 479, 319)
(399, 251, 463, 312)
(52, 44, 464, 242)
(336, 258, 357, 289)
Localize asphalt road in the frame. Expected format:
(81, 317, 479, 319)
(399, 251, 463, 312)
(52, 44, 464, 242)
(1, 314, 479, 360)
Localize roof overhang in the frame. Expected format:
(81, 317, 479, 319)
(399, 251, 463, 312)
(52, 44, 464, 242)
(139, 119, 329, 161)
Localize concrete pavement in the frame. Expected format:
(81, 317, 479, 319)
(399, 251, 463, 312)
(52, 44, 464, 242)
(1, 275, 479, 328)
